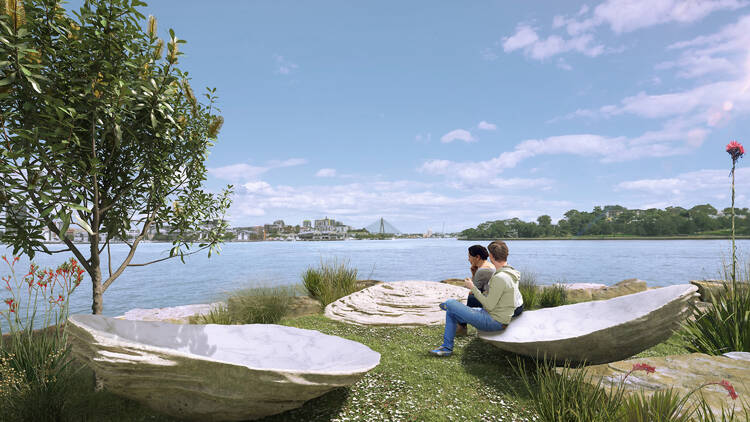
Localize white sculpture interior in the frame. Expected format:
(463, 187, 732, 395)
(479, 284, 699, 364)
(67, 314, 381, 421)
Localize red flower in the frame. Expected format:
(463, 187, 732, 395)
(632, 363, 656, 374)
(3, 298, 16, 313)
(726, 141, 745, 161)
(715, 380, 739, 400)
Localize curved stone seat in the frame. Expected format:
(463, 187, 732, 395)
(67, 315, 380, 421)
(325, 280, 468, 326)
(478, 284, 698, 364)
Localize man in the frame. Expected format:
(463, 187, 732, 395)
(430, 240, 522, 356)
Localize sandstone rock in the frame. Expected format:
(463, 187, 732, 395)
(478, 284, 698, 364)
(561, 283, 607, 303)
(356, 279, 384, 290)
(325, 281, 468, 326)
(440, 278, 468, 287)
(118, 302, 223, 324)
(287, 295, 323, 317)
(67, 314, 380, 421)
(591, 278, 647, 300)
(570, 353, 750, 417)
(690, 280, 750, 303)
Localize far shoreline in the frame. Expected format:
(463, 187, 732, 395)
(459, 235, 750, 241)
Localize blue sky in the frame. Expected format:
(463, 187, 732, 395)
(104, 0, 750, 233)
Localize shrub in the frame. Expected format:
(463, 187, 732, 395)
(0, 257, 83, 421)
(680, 264, 750, 354)
(538, 283, 567, 308)
(518, 271, 539, 310)
(226, 286, 295, 324)
(190, 286, 296, 325)
(189, 304, 233, 325)
(514, 358, 622, 422)
(302, 259, 359, 307)
(619, 388, 694, 422)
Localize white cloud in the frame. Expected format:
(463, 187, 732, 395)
(440, 129, 476, 143)
(273, 54, 298, 75)
(209, 158, 307, 182)
(502, 25, 604, 60)
(316, 168, 337, 177)
(500, 1, 747, 62)
(616, 168, 750, 206)
(227, 178, 572, 231)
(477, 121, 497, 131)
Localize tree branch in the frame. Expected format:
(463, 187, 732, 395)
(127, 244, 210, 267)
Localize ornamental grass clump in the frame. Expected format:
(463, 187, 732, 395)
(518, 271, 539, 309)
(189, 286, 296, 325)
(538, 283, 567, 308)
(0, 257, 83, 421)
(302, 259, 359, 307)
(681, 140, 750, 354)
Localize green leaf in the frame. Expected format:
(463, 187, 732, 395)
(28, 78, 41, 93)
(67, 203, 90, 212)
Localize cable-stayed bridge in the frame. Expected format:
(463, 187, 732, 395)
(364, 218, 401, 234)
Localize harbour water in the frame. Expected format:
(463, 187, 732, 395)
(1, 238, 746, 322)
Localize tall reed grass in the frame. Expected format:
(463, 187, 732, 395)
(302, 259, 359, 307)
(680, 262, 750, 354)
(538, 283, 567, 308)
(518, 271, 539, 310)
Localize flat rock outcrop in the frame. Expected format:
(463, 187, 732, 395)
(118, 302, 223, 324)
(570, 353, 750, 417)
(563, 279, 648, 303)
(478, 284, 698, 364)
(325, 281, 468, 326)
(690, 280, 749, 303)
(67, 314, 380, 421)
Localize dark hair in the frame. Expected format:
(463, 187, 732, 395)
(487, 240, 509, 262)
(468, 245, 489, 261)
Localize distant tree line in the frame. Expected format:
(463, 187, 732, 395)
(460, 205, 750, 239)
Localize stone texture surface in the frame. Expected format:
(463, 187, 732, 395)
(569, 353, 750, 417)
(118, 303, 223, 324)
(440, 278, 467, 287)
(690, 280, 749, 303)
(478, 284, 698, 364)
(325, 281, 468, 326)
(67, 314, 380, 421)
(286, 295, 323, 318)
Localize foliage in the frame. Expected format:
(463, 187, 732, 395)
(459, 204, 749, 239)
(302, 259, 358, 307)
(514, 359, 623, 422)
(0, 0, 232, 314)
(539, 283, 567, 308)
(518, 271, 539, 309)
(680, 264, 750, 354)
(694, 392, 750, 422)
(619, 388, 694, 422)
(0, 257, 82, 421)
(189, 286, 295, 325)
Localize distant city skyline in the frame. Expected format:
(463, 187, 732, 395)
(112, 0, 750, 233)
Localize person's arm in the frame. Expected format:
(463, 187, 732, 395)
(470, 276, 506, 311)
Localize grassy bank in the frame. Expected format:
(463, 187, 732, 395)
(22, 314, 686, 422)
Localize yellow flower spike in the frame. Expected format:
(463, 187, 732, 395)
(154, 38, 164, 60)
(3, 0, 25, 30)
(208, 116, 224, 138)
(147, 15, 157, 39)
(168, 38, 179, 63)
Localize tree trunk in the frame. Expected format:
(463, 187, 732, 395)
(90, 236, 103, 315)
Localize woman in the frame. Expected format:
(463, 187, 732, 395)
(431, 240, 520, 357)
(457, 245, 495, 336)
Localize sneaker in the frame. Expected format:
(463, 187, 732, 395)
(429, 346, 452, 357)
(438, 302, 447, 311)
(455, 325, 468, 337)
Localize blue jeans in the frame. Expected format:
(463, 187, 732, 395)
(441, 299, 505, 351)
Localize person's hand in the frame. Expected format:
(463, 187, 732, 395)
(463, 278, 475, 290)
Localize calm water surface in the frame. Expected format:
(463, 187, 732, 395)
(1, 238, 746, 322)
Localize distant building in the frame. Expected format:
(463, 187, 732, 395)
(302, 220, 311, 229)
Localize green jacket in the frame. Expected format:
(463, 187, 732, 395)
(470, 265, 521, 325)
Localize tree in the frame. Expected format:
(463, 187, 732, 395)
(0, 0, 233, 314)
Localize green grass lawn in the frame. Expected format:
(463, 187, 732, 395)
(50, 315, 690, 422)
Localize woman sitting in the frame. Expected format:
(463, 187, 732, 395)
(457, 245, 495, 336)
(431, 241, 521, 357)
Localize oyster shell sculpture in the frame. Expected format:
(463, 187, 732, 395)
(67, 315, 380, 421)
(479, 284, 698, 364)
